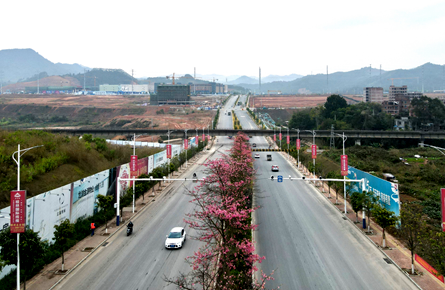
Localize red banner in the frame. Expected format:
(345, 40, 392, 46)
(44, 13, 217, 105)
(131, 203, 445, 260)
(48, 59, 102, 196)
(10, 190, 26, 233)
(287, 135, 290, 144)
(441, 188, 445, 232)
(207, 135, 210, 141)
(130, 155, 138, 173)
(273, 134, 276, 142)
(184, 139, 188, 150)
(296, 139, 301, 150)
(341, 155, 348, 176)
(166, 144, 172, 159)
(415, 254, 444, 283)
(202, 134, 205, 142)
(311, 144, 317, 159)
(279, 133, 282, 141)
(195, 135, 198, 145)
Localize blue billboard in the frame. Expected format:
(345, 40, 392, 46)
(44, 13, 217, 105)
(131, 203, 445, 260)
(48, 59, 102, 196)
(347, 166, 400, 216)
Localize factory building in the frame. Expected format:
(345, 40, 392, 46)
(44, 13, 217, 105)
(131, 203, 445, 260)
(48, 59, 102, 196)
(363, 87, 384, 103)
(150, 84, 192, 105)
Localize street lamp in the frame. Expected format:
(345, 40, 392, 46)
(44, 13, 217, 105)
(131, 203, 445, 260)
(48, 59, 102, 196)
(287, 127, 290, 160)
(305, 130, 316, 180)
(184, 129, 189, 168)
(292, 128, 300, 169)
(335, 132, 348, 214)
(12, 144, 43, 290)
(279, 126, 282, 148)
(131, 134, 143, 213)
(166, 129, 175, 181)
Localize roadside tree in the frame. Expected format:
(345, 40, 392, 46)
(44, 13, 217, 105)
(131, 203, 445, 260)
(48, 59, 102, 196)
(362, 191, 379, 233)
(372, 205, 398, 248)
(53, 219, 75, 271)
(350, 191, 365, 223)
(0, 227, 45, 290)
(399, 203, 426, 274)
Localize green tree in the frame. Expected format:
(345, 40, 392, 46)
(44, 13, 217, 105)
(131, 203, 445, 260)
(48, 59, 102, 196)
(350, 191, 365, 223)
(0, 227, 45, 290)
(372, 205, 398, 248)
(288, 108, 316, 130)
(97, 194, 114, 230)
(53, 219, 75, 271)
(362, 191, 379, 233)
(324, 94, 348, 118)
(399, 203, 426, 274)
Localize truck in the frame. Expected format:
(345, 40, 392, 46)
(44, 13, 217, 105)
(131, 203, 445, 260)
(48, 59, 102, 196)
(267, 154, 272, 161)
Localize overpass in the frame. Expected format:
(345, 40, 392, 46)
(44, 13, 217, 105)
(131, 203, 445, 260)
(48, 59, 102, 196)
(33, 128, 445, 141)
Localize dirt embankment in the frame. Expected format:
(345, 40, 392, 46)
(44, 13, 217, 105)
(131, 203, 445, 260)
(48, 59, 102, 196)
(0, 94, 216, 130)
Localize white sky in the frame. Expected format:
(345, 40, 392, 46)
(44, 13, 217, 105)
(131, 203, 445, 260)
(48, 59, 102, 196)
(1, 0, 444, 79)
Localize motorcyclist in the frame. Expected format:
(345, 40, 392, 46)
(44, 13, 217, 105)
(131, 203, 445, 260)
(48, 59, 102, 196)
(128, 221, 133, 230)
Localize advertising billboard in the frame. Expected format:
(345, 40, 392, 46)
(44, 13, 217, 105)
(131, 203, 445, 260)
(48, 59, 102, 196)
(347, 166, 400, 216)
(72, 170, 109, 223)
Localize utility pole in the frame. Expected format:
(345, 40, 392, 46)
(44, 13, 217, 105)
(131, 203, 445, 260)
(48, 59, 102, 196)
(83, 69, 86, 93)
(327, 65, 329, 94)
(259, 67, 261, 96)
(194, 67, 196, 95)
(132, 69, 134, 94)
(184, 129, 188, 168)
(330, 124, 335, 150)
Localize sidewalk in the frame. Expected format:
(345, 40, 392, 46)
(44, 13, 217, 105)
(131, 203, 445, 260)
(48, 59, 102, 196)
(24, 151, 208, 290)
(282, 151, 445, 290)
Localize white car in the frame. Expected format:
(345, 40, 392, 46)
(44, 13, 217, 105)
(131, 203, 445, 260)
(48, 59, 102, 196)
(271, 165, 279, 172)
(254, 153, 260, 159)
(165, 227, 186, 249)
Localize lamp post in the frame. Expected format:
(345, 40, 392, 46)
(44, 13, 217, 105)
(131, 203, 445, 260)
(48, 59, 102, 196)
(279, 126, 282, 149)
(166, 129, 174, 181)
(12, 144, 43, 290)
(305, 130, 316, 180)
(131, 134, 143, 213)
(292, 128, 300, 169)
(335, 132, 348, 214)
(184, 129, 188, 168)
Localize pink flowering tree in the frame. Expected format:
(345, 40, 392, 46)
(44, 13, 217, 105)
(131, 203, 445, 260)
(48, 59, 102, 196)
(165, 132, 275, 289)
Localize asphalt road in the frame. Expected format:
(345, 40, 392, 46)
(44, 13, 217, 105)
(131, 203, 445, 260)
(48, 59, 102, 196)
(234, 105, 417, 289)
(55, 96, 237, 290)
(55, 95, 417, 289)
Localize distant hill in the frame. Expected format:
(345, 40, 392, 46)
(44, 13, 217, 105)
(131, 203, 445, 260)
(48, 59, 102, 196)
(262, 74, 303, 83)
(228, 76, 258, 85)
(238, 63, 445, 94)
(0, 48, 88, 83)
(68, 68, 137, 89)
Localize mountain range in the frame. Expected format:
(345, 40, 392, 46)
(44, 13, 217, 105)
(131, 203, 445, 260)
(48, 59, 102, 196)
(1, 48, 444, 94)
(0, 49, 88, 83)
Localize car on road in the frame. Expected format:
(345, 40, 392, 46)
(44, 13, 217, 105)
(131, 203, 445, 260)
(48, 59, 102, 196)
(254, 153, 260, 159)
(165, 227, 186, 249)
(252, 143, 256, 147)
(271, 165, 279, 172)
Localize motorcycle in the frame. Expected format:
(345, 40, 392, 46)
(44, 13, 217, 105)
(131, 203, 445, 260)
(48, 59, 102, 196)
(127, 221, 133, 236)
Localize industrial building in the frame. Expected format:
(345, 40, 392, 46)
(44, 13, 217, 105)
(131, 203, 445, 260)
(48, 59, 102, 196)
(99, 84, 149, 93)
(150, 84, 192, 105)
(363, 87, 384, 103)
(389, 85, 407, 101)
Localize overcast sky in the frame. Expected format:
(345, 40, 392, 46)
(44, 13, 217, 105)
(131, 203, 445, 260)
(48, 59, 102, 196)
(1, 0, 444, 79)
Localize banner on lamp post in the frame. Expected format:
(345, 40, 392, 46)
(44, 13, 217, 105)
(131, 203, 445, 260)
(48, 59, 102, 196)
(195, 135, 198, 145)
(202, 134, 205, 142)
(287, 135, 290, 144)
(10, 190, 26, 233)
(341, 155, 348, 176)
(279, 133, 282, 141)
(130, 155, 138, 173)
(311, 144, 317, 159)
(166, 145, 172, 159)
(296, 139, 301, 150)
(441, 188, 445, 232)
(184, 139, 188, 150)
(274, 134, 276, 142)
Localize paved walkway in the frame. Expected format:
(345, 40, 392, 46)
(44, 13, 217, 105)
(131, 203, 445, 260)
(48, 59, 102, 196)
(282, 151, 445, 290)
(24, 150, 208, 290)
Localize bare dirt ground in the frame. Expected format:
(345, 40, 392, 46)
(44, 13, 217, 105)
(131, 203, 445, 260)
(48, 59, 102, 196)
(0, 94, 216, 130)
(249, 94, 362, 109)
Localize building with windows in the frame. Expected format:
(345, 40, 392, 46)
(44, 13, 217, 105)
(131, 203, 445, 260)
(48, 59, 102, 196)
(363, 87, 384, 103)
(150, 85, 192, 105)
(389, 85, 407, 101)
